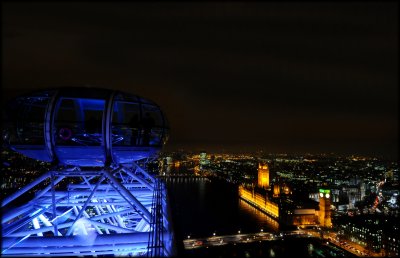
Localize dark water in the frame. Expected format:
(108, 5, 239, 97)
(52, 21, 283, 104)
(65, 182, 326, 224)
(165, 176, 279, 256)
(184, 237, 355, 258)
(165, 177, 278, 239)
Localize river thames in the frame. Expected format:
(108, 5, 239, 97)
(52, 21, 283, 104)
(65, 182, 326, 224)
(164, 176, 353, 257)
(165, 177, 279, 238)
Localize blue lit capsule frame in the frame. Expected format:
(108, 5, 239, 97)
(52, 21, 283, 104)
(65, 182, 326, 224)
(3, 87, 169, 166)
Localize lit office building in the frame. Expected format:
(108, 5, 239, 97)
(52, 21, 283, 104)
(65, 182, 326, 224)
(199, 152, 209, 166)
(336, 214, 399, 255)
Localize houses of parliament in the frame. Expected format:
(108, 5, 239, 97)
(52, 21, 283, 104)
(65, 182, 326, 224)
(239, 161, 332, 227)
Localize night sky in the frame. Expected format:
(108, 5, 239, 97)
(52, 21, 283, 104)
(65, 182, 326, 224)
(2, 2, 398, 158)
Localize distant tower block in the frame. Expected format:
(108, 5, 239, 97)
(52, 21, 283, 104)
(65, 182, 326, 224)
(360, 182, 366, 200)
(318, 189, 332, 228)
(385, 170, 394, 182)
(258, 162, 270, 189)
(166, 157, 173, 166)
(199, 151, 209, 166)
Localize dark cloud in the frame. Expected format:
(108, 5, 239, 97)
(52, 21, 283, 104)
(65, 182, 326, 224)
(2, 2, 398, 158)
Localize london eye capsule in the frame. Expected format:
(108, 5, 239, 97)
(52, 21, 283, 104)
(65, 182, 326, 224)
(2, 87, 169, 167)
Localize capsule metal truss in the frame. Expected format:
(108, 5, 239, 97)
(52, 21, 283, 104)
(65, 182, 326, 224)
(1, 87, 174, 256)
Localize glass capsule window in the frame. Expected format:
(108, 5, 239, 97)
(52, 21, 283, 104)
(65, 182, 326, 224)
(112, 101, 140, 146)
(9, 96, 49, 145)
(141, 104, 164, 147)
(3, 88, 169, 166)
(111, 97, 166, 147)
(54, 98, 105, 146)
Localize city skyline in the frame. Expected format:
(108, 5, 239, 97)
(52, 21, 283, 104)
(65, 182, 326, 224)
(2, 146, 398, 257)
(2, 2, 398, 159)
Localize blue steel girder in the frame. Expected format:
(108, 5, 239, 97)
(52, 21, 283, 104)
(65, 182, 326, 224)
(1, 163, 173, 257)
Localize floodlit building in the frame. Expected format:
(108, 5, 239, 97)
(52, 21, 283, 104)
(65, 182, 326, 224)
(258, 162, 270, 189)
(273, 184, 280, 197)
(318, 189, 332, 228)
(240, 162, 319, 226)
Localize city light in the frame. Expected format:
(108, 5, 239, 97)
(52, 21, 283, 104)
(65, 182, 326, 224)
(2, 2, 399, 257)
(2, 148, 399, 257)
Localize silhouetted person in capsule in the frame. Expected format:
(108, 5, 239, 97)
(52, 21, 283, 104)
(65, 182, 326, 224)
(86, 116, 100, 134)
(85, 116, 102, 145)
(129, 114, 139, 145)
(142, 112, 155, 146)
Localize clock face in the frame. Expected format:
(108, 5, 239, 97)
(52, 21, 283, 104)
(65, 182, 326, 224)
(325, 193, 330, 199)
(319, 192, 324, 198)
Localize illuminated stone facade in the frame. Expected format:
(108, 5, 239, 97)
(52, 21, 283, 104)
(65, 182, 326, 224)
(239, 163, 321, 227)
(273, 184, 280, 197)
(292, 209, 317, 225)
(258, 162, 270, 189)
(319, 189, 332, 227)
(239, 186, 279, 218)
